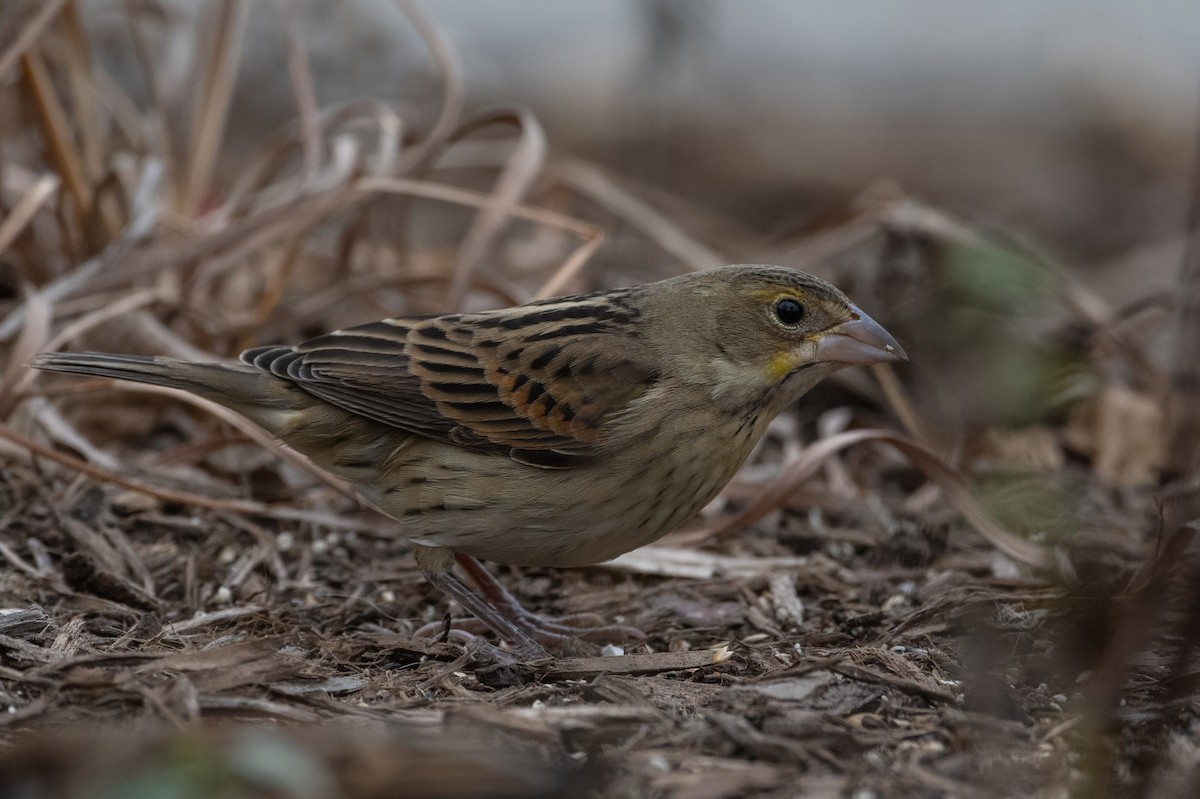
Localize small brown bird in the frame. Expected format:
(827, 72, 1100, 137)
(35, 265, 905, 657)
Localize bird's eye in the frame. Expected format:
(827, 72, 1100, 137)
(773, 298, 805, 326)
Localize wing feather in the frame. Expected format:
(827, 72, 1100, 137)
(240, 295, 654, 467)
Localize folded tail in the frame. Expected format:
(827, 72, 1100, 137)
(32, 352, 296, 432)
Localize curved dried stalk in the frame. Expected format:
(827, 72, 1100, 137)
(392, 0, 465, 174)
(104, 382, 371, 508)
(0, 419, 390, 534)
(554, 158, 725, 273)
(354, 175, 598, 240)
(219, 100, 405, 220)
(444, 108, 548, 310)
(679, 428, 1053, 570)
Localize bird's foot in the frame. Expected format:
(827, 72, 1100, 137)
(415, 567, 551, 661)
(437, 552, 645, 650)
(416, 609, 644, 651)
(414, 550, 644, 660)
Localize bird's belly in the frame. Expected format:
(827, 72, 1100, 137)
(369, 412, 761, 568)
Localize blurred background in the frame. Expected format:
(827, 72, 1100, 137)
(83, 0, 1199, 261)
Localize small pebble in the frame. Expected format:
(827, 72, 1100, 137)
(112, 490, 159, 513)
(882, 594, 914, 617)
(601, 644, 624, 657)
(646, 754, 671, 773)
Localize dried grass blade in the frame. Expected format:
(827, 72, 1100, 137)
(555, 158, 725, 272)
(285, 0, 320, 184)
(444, 109, 547, 310)
(0, 174, 59, 256)
(42, 288, 162, 354)
(240, 233, 310, 348)
(119, 185, 359, 294)
(4, 288, 164, 405)
(289, 273, 523, 323)
(543, 649, 732, 679)
(534, 229, 606, 300)
(61, 4, 105, 195)
(21, 49, 92, 227)
(116, 383, 371, 510)
(29, 398, 121, 470)
(394, 0, 464, 172)
(124, 0, 177, 169)
(870, 362, 929, 443)
(684, 428, 1052, 570)
(0, 163, 164, 343)
(354, 176, 598, 240)
(181, 0, 246, 215)
(0, 421, 269, 516)
(0, 288, 50, 418)
(218, 100, 399, 220)
(0, 0, 67, 79)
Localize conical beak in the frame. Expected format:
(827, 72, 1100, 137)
(813, 306, 908, 365)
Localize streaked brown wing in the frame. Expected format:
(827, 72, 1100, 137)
(242, 296, 655, 467)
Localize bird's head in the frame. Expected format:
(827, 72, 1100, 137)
(641, 265, 907, 414)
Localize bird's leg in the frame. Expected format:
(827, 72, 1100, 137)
(414, 546, 548, 661)
(454, 553, 646, 645)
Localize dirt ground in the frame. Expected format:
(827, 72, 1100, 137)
(0, 352, 1183, 798)
(3, 3, 1200, 798)
(0, 439, 1153, 799)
